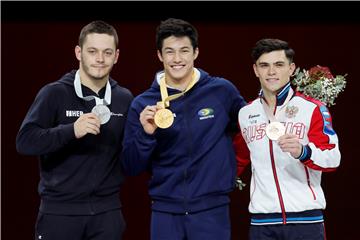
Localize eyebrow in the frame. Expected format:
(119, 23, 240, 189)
(86, 47, 114, 52)
(258, 61, 285, 65)
(163, 46, 191, 50)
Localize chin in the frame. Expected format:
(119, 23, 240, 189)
(92, 71, 109, 80)
(91, 74, 107, 81)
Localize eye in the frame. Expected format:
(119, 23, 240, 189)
(258, 64, 268, 69)
(105, 51, 113, 56)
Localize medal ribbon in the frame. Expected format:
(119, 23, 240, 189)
(261, 87, 294, 123)
(158, 69, 199, 108)
(74, 70, 111, 106)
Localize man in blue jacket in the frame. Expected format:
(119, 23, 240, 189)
(121, 18, 246, 240)
(16, 20, 133, 240)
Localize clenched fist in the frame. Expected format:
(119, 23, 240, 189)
(74, 113, 101, 139)
(140, 105, 159, 135)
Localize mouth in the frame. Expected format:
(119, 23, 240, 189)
(171, 65, 185, 70)
(266, 78, 279, 83)
(92, 65, 107, 69)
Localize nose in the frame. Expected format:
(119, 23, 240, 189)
(173, 51, 181, 62)
(268, 65, 276, 75)
(96, 52, 105, 62)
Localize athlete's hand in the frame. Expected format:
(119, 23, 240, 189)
(140, 105, 158, 135)
(277, 134, 303, 159)
(74, 113, 101, 139)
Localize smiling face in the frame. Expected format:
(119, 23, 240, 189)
(253, 50, 295, 98)
(157, 36, 199, 86)
(75, 33, 119, 83)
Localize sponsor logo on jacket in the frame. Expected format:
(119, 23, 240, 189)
(65, 110, 124, 118)
(198, 108, 214, 120)
(66, 110, 83, 117)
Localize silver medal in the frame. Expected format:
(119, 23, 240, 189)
(92, 104, 111, 125)
(265, 122, 285, 141)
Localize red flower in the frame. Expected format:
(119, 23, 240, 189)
(308, 65, 334, 80)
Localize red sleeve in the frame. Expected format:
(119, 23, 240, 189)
(303, 105, 337, 172)
(233, 127, 251, 176)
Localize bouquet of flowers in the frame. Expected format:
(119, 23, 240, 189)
(292, 65, 347, 106)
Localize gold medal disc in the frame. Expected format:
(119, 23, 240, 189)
(265, 122, 285, 141)
(154, 109, 174, 129)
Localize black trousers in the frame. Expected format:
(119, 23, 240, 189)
(249, 222, 326, 240)
(35, 210, 125, 240)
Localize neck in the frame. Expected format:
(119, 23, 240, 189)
(79, 71, 107, 94)
(166, 71, 194, 91)
(263, 91, 277, 110)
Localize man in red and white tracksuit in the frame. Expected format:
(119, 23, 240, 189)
(234, 38, 341, 240)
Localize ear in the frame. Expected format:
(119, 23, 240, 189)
(289, 62, 296, 76)
(253, 63, 259, 77)
(157, 50, 164, 62)
(114, 49, 120, 64)
(75, 46, 81, 61)
(193, 47, 199, 60)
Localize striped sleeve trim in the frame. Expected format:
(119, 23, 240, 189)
(298, 145, 312, 161)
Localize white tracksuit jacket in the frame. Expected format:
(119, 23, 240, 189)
(234, 83, 340, 225)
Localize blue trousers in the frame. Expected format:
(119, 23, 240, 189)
(151, 205, 231, 240)
(249, 222, 326, 240)
(35, 210, 125, 240)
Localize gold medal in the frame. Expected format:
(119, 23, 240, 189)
(154, 108, 174, 129)
(154, 70, 198, 129)
(265, 122, 285, 141)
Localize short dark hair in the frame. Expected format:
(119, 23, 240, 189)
(156, 18, 198, 53)
(78, 20, 119, 48)
(251, 38, 295, 63)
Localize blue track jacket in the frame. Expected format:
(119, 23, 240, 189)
(121, 68, 246, 213)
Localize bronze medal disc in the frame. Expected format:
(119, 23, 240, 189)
(265, 122, 285, 140)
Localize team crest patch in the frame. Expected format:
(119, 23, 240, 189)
(198, 108, 215, 120)
(319, 105, 335, 135)
(285, 105, 299, 118)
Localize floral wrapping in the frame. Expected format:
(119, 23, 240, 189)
(292, 65, 347, 106)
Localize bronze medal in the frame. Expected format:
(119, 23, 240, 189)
(265, 122, 285, 141)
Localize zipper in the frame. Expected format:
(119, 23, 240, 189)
(304, 166, 316, 200)
(250, 169, 256, 201)
(183, 93, 192, 213)
(269, 140, 287, 224)
(269, 99, 287, 224)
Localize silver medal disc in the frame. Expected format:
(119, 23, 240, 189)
(265, 122, 285, 141)
(91, 104, 111, 125)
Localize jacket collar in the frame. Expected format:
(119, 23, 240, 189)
(151, 67, 207, 91)
(259, 82, 294, 107)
